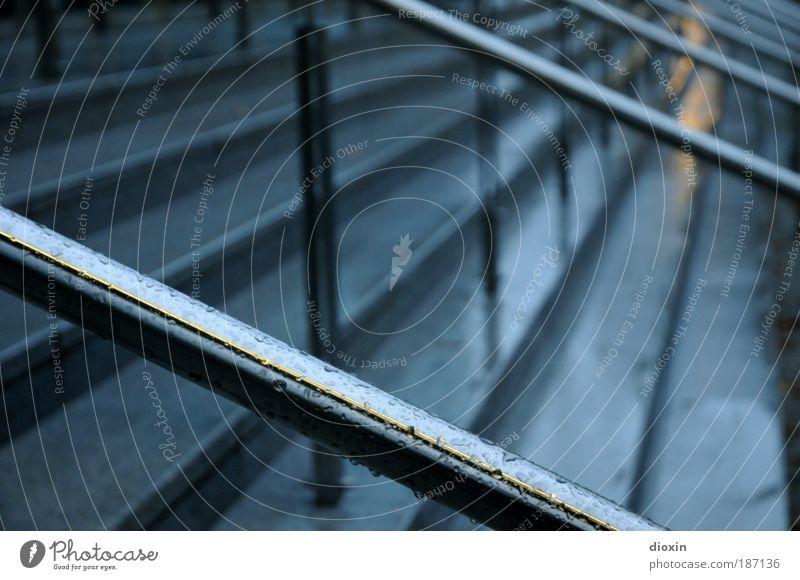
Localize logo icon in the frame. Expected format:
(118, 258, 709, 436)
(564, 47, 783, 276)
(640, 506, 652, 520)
(20, 540, 45, 568)
(390, 234, 413, 291)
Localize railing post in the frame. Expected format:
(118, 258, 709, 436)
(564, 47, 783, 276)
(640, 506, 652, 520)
(296, 24, 344, 507)
(558, 19, 571, 254)
(474, 0, 500, 364)
(34, 0, 59, 79)
(236, 0, 250, 48)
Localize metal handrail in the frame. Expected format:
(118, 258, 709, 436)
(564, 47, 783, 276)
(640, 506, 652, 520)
(0, 207, 662, 531)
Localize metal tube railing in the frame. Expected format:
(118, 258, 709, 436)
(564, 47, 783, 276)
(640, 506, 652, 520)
(0, 206, 662, 531)
(364, 0, 800, 200)
(698, 0, 800, 44)
(622, 0, 800, 70)
(560, 0, 800, 107)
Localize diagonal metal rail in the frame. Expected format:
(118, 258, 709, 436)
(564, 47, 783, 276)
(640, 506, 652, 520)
(561, 0, 800, 106)
(366, 0, 800, 200)
(695, 0, 800, 45)
(627, 0, 800, 68)
(0, 206, 662, 531)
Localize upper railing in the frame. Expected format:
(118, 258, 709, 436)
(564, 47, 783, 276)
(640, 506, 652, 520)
(364, 0, 800, 198)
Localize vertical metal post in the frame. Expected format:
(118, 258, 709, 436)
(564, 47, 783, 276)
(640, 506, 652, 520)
(34, 0, 59, 79)
(598, 19, 610, 152)
(236, 0, 249, 48)
(296, 24, 344, 507)
(348, 0, 360, 27)
(208, 0, 221, 19)
(558, 19, 571, 254)
(474, 0, 500, 364)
